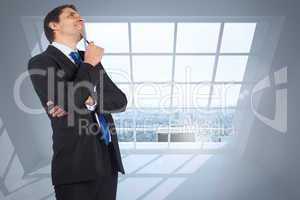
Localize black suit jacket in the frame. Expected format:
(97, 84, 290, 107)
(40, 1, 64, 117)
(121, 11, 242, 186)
(28, 45, 127, 186)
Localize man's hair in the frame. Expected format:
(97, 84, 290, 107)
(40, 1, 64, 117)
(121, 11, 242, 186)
(43, 4, 77, 43)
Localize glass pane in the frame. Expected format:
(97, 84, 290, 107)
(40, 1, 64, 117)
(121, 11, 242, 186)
(112, 109, 135, 141)
(132, 56, 173, 82)
(172, 84, 211, 108)
(136, 108, 171, 127)
(169, 108, 235, 142)
(101, 56, 131, 83)
(176, 23, 221, 53)
(220, 23, 256, 53)
(85, 23, 129, 53)
(135, 108, 171, 142)
(169, 109, 235, 129)
(174, 56, 215, 82)
(113, 109, 135, 127)
(118, 130, 134, 142)
(131, 23, 174, 53)
(210, 84, 242, 107)
(134, 84, 171, 108)
(215, 56, 248, 82)
(136, 130, 157, 142)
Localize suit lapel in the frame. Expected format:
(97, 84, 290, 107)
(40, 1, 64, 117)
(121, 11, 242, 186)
(45, 45, 79, 80)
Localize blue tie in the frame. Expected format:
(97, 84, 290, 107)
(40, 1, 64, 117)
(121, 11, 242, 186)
(94, 112, 111, 145)
(69, 51, 111, 145)
(69, 51, 82, 65)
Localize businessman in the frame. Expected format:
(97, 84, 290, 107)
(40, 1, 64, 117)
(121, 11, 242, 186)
(28, 4, 127, 200)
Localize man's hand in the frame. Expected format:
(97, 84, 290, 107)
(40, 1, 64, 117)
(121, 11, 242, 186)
(84, 42, 104, 67)
(85, 96, 95, 106)
(46, 101, 67, 118)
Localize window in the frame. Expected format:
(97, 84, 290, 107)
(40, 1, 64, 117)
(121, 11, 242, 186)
(131, 23, 174, 53)
(176, 23, 220, 53)
(174, 56, 215, 82)
(132, 56, 173, 82)
(215, 56, 249, 82)
(81, 21, 256, 149)
(220, 23, 256, 53)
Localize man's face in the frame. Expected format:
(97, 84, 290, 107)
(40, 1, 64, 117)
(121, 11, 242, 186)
(51, 7, 84, 41)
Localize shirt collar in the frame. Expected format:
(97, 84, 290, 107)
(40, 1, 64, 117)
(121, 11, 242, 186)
(51, 42, 78, 63)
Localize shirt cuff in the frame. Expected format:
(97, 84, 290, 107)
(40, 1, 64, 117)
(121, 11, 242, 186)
(86, 102, 97, 111)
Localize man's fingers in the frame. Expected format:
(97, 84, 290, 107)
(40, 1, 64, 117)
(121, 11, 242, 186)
(85, 96, 95, 106)
(53, 110, 66, 117)
(52, 108, 63, 117)
(88, 41, 94, 47)
(56, 113, 64, 118)
(49, 106, 67, 117)
(56, 110, 67, 117)
(49, 106, 59, 115)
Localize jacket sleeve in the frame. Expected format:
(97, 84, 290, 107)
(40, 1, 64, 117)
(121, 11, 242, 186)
(94, 63, 127, 113)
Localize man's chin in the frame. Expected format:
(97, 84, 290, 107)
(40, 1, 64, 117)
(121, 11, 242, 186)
(74, 31, 83, 42)
(79, 32, 83, 40)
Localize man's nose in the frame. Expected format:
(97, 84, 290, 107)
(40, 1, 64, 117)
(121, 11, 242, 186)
(74, 13, 83, 20)
(77, 15, 84, 22)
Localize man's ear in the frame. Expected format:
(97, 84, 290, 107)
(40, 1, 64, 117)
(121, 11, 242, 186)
(49, 22, 59, 31)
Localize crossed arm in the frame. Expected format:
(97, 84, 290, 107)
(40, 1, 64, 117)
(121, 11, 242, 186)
(28, 55, 127, 118)
(46, 97, 95, 117)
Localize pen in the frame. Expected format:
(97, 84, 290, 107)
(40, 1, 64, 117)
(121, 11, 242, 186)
(81, 33, 90, 44)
